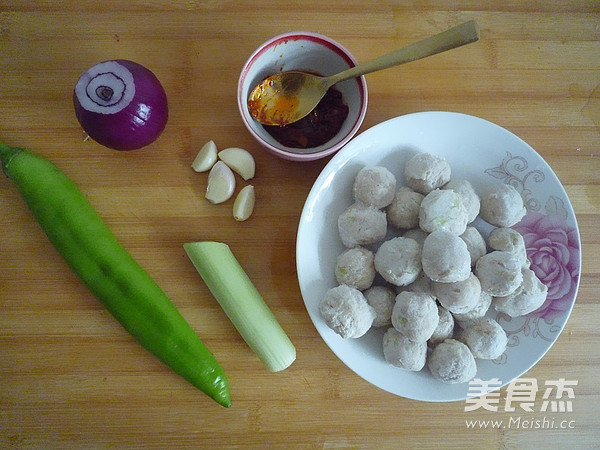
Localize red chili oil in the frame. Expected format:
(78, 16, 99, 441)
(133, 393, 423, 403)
(262, 87, 349, 149)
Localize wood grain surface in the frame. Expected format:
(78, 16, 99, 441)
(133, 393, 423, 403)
(0, 1, 598, 449)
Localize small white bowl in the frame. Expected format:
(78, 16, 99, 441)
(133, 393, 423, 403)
(237, 31, 368, 162)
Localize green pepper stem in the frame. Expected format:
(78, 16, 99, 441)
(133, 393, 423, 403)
(0, 142, 24, 176)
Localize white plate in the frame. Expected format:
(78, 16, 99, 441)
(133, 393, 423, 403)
(296, 111, 581, 402)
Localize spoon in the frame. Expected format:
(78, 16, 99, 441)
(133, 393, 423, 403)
(248, 20, 480, 126)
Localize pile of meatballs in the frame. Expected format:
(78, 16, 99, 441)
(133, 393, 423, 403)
(319, 152, 548, 385)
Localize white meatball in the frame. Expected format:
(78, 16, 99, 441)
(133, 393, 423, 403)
(460, 226, 488, 267)
(402, 227, 429, 247)
(433, 273, 482, 314)
(319, 285, 376, 339)
(335, 247, 375, 290)
(391, 291, 439, 342)
(429, 305, 455, 345)
(476, 251, 523, 297)
(452, 290, 493, 328)
(374, 237, 422, 287)
(480, 184, 527, 227)
(493, 268, 548, 317)
(460, 317, 508, 360)
(401, 272, 436, 299)
(444, 179, 480, 223)
(364, 285, 396, 327)
(427, 339, 477, 384)
(386, 187, 424, 229)
(405, 152, 451, 194)
(353, 166, 397, 209)
(383, 328, 427, 371)
(488, 227, 529, 268)
(338, 202, 387, 248)
(422, 230, 471, 283)
(419, 189, 469, 235)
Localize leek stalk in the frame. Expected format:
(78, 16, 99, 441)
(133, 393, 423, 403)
(184, 241, 296, 372)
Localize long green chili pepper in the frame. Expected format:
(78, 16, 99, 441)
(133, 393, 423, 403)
(0, 142, 230, 407)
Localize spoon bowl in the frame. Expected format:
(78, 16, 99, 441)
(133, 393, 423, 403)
(248, 71, 328, 126)
(248, 20, 480, 127)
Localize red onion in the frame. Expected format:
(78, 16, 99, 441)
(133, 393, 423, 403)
(73, 59, 168, 151)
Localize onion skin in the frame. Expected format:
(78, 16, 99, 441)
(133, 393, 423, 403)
(73, 59, 169, 151)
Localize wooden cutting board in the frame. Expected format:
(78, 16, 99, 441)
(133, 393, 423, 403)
(0, 1, 598, 448)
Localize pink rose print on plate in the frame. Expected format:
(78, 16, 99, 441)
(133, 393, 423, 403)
(512, 212, 580, 320)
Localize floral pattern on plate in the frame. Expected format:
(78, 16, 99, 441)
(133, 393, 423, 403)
(484, 152, 581, 364)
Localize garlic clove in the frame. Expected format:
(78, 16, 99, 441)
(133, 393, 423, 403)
(206, 161, 236, 204)
(233, 185, 255, 221)
(192, 140, 218, 172)
(218, 147, 256, 181)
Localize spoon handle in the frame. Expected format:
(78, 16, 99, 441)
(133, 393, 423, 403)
(325, 20, 480, 87)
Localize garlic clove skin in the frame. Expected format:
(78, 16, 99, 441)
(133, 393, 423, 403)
(218, 147, 256, 181)
(192, 140, 218, 172)
(206, 161, 236, 204)
(233, 185, 255, 221)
